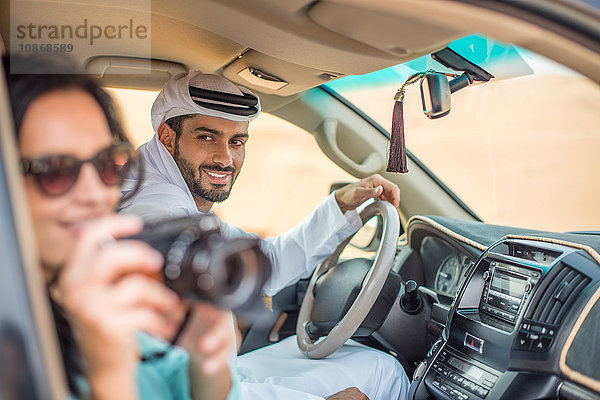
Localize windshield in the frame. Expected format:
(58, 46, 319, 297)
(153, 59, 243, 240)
(325, 35, 600, 232)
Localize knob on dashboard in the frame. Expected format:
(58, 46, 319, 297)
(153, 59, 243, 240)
(483, 271, 490, 281)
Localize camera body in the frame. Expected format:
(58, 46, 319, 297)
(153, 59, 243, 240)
(127, 215, 271, 313)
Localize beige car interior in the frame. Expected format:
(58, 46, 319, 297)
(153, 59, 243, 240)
(1, 2, 600, 398)
(2, 0, 600, 223)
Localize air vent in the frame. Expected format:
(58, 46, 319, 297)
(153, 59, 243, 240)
(526, 264, 590, 326)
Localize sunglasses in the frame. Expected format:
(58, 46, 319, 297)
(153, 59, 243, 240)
(21, 143, 137, 196)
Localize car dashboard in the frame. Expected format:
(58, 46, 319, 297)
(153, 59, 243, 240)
(391, 216, 600, 400)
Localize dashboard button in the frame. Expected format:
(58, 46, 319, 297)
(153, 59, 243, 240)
(482, 379, 494, 389)
(515, 332, 532, 350)
(451, 388, 470, 400)
(476, 386, 489, 398)
(465, 380, 478, 392)
(531, 337, 551, 352)
(530, 325, 544, 334)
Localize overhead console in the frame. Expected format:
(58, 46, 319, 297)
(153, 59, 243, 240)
(411, 236, 600, 400)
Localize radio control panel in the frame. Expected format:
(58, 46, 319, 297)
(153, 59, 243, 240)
(479, 261, 541, 324)
(428, 347, 500, 399)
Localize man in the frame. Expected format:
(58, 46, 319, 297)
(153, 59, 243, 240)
(120, 71, 410, 400)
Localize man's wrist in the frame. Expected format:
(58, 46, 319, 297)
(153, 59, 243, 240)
(334, 190, 349, 214)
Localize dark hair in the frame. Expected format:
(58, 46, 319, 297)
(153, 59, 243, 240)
(3, 54, 127, 144)
(165, 114, 194, 150)
(2, 54, 133, 397)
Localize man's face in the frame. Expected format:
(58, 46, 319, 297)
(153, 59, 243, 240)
(171, 114, 249, 211)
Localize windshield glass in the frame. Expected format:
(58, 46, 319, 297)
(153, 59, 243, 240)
(325, 35, 600, 232)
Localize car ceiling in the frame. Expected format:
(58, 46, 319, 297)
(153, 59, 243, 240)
(1, 0, 464, 89)
(1, 0, 599, 110)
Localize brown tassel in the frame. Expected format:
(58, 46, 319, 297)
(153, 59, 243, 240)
(385, 70, 457, 172)
(386, 100, 408, 173)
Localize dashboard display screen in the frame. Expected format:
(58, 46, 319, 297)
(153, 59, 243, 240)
(487, 269, 528, 314)
(490, 270, 528, 299)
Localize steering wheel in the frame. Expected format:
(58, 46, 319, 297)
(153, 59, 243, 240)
(296, 200, 400, 359)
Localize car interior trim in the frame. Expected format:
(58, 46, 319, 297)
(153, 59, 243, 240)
(0, 60, 69, 398)
(504, 235, 600, 265)
(559, 284, 600, 393)
(408, 215, 488, 251)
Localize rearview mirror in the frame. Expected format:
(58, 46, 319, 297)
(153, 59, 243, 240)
(420, 73, 451, 119)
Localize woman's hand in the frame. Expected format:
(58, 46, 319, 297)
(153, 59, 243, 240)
(174, 303, 236, 400)
(57, 215, 180, 400)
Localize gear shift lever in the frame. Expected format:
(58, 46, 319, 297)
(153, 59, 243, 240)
(400, 280, 423, 314)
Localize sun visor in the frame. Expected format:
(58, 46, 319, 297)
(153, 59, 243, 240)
(308, 2, 463, 59)
(85, 57, 187, 90)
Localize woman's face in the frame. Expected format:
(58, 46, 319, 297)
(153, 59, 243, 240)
(18, 89, 121, 275)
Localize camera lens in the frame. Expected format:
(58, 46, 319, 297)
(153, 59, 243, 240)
(125, 215, 271, 313)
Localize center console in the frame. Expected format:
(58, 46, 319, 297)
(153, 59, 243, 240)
(430, 347, 499, 399)
(479, 261, 540, 324)
(409, 238, 594, 400)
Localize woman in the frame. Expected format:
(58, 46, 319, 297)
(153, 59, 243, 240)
(4, 54, 237, 400)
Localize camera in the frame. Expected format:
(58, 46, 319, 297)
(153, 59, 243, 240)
(126, 215, 271, 313)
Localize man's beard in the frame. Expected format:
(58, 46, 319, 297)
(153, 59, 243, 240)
(173, 149, 236, 203)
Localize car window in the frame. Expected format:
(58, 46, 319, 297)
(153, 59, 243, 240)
(325, 35, 600, 232)
(108, 88, 157, 148)
(109, 88, 357, 238)
(213, 113, 356, 237)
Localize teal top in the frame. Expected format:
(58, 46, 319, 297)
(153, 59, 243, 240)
(71, 333, 239, 400)
(137, 333, 192, 399)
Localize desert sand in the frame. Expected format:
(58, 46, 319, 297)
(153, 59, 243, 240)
(109, 72, 600, 238)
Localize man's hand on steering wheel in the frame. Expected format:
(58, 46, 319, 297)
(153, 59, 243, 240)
(296, 199, 400, 359)
(334, 174, 400, 213)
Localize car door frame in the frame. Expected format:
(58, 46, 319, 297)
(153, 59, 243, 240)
(0, 55, 68, 400)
